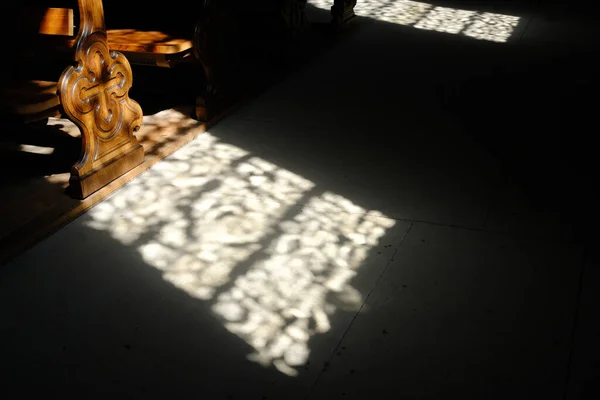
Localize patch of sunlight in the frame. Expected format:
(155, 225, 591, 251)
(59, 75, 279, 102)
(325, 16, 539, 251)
(308, 0, 520, 42)
(84, 109, 395, 377)
(19, 144, 54, 155)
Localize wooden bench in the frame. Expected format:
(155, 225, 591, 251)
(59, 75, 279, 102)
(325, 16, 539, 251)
(101, 1, 222, 122)
(2, 1, 144, 199)
(101, 0, 314, 117)
(100, 0, 315, 121)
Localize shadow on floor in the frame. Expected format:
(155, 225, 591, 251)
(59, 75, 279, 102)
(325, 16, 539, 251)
(0, 121, 79, 184)
(215, 0, 599, 242)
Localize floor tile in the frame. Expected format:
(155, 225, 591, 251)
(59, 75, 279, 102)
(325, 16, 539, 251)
(210, 117, 498, 229)
(566, 250, 600, 400)
(307, 222, 584, 399)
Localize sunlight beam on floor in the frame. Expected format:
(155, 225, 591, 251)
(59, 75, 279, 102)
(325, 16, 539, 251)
(309, 0, 520, 42)
(84, 109, 395, 376)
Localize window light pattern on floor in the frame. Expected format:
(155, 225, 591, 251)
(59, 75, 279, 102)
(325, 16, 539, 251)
(84, 109, 395, 377)
(309, 0, 520, 42)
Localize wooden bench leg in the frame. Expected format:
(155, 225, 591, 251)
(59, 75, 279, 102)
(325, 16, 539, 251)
(331, 0, 357, 25)
(194, 63, 217, 123)
(193, 7, 221, 123)
(58, 32, 144, 199)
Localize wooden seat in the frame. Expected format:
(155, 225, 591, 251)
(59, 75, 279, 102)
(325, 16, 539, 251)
(107, 30, 193, 54)
(101, 1, 320, 121)
(101, 1, 219, 121)
(106, 29, 196, 70)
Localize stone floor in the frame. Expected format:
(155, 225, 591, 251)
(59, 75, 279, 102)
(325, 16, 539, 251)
(1, 1, 598, 398)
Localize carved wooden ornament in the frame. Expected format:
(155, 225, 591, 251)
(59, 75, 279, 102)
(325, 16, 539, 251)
(58, 0, 144, 199)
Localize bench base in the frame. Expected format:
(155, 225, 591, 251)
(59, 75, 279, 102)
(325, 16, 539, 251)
(67, 143, 144, 199)
(331, 0, 357, 26)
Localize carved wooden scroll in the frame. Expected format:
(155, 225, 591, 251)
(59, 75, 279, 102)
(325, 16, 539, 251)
(58, 0, 144, 199)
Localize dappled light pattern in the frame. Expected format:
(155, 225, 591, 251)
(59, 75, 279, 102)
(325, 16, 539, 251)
(216, 192, 393, 374)
(309, 0, 520, 42)
(412, 5, 475, 34)
(462, 12, 520, 42)
(84, 109, 394, 376)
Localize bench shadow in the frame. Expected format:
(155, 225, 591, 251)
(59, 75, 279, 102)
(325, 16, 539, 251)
(0, 120, 79, 184)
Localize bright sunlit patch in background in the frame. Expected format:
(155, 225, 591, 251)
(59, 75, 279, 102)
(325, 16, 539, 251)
(309, 0, 520, 42)
(19, 144, 55, 155)
(84, 109, 394, 377)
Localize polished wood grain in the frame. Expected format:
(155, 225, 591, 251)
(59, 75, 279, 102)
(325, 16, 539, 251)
(2, 0, 144, 199)
(39, 8, 74, 36)
(102, 1, 217, 122)
(107, 30, 194, 54)
(59, 0, 144, 199)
